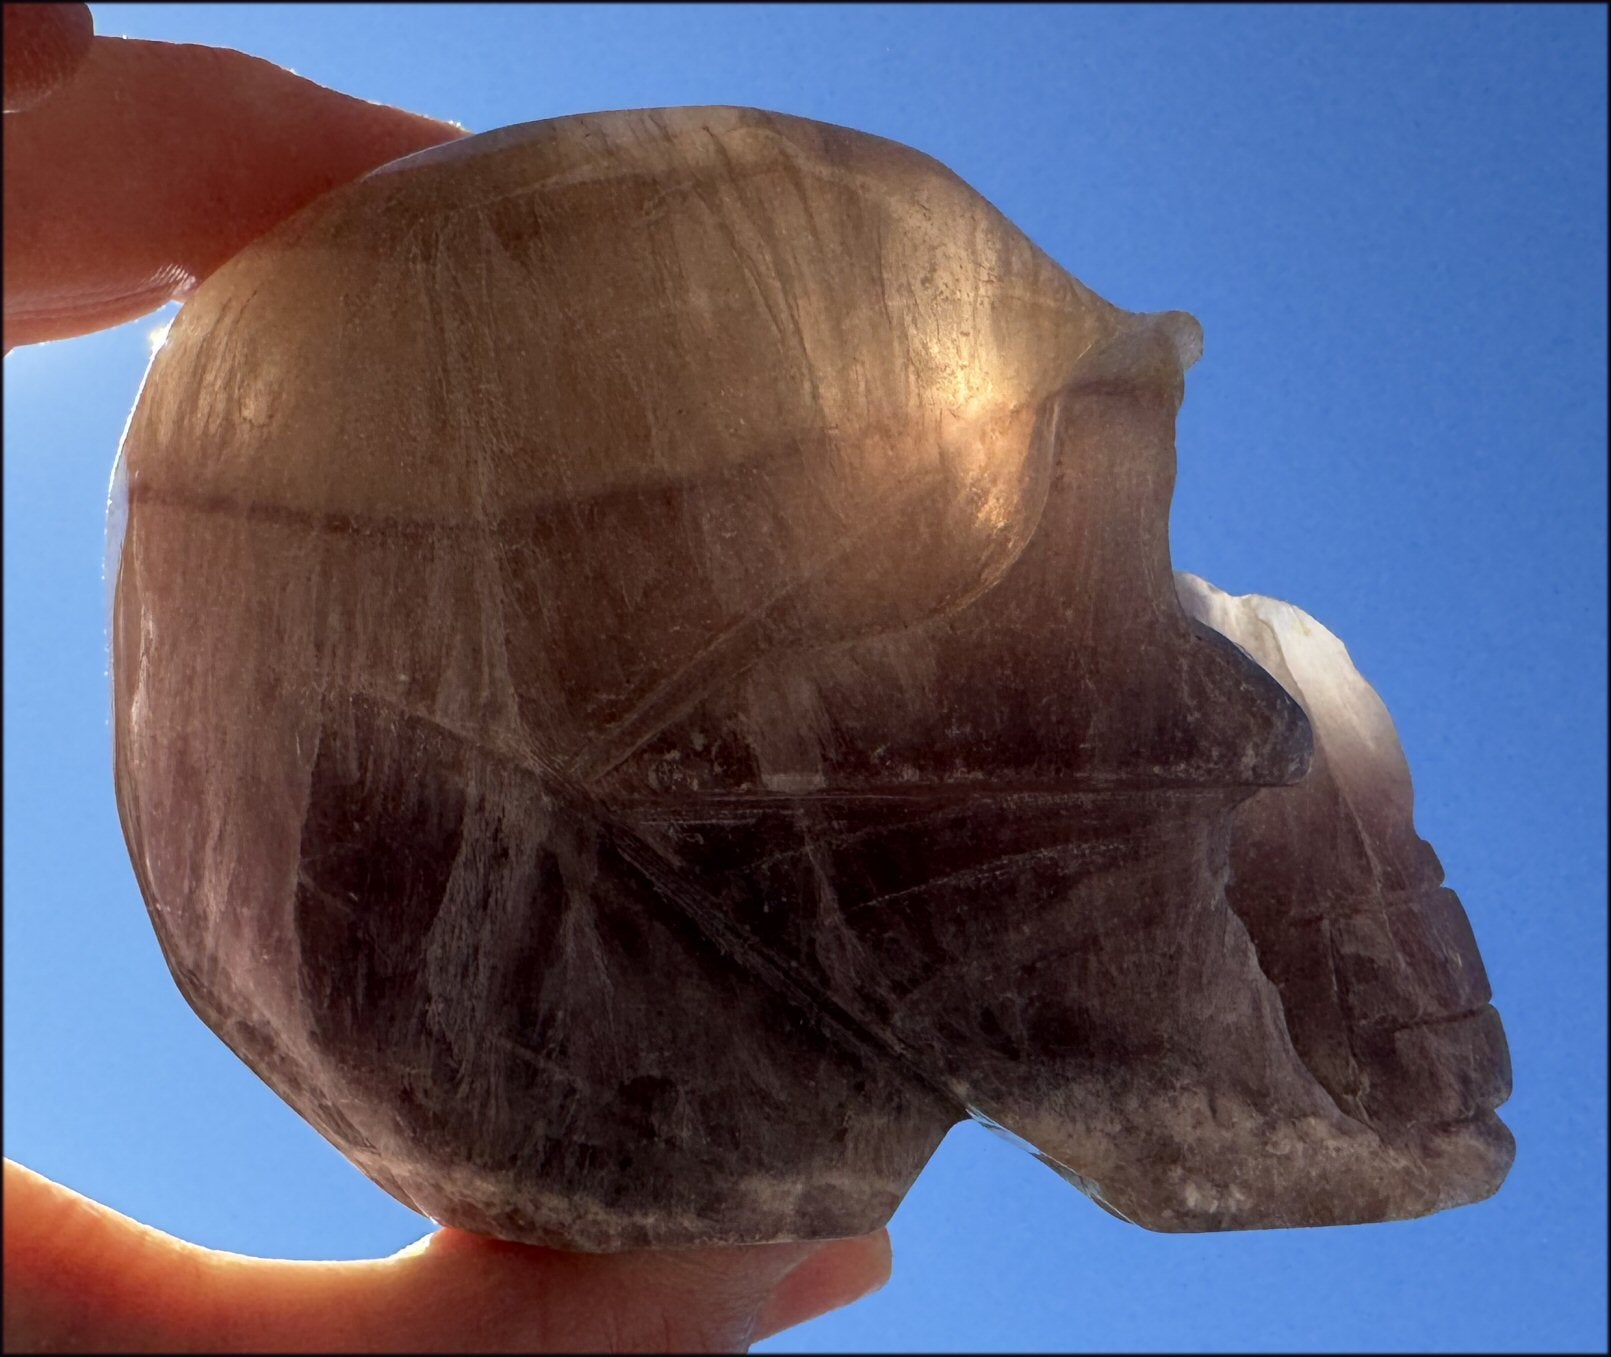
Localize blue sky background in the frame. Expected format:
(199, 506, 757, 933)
(4, 4, 1605, 1352)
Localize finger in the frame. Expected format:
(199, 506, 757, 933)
(2, 35, 466, 350)
(752, 1228, 892, 1342)
(3, 1160, 891, 1353)
(3, 1158, 219, 1353)
(2, 1159, 428, 1354)
(2, 2, 93, 112)
(367, 1227, 884, 1353)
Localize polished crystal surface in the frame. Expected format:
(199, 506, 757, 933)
(110, 106, 1513, 1248)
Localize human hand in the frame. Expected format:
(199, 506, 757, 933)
(1, 5, 892, 1349)
(3, 0, 453, 348)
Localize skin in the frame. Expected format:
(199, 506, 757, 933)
(1, 5, 892, 1350)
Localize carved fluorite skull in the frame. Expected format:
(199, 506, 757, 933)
(111, 107, 1512, 1249)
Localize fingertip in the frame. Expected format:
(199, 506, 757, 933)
(2, 36, 469, 347)
(752, 1230, 893, 1342)
(3, 1, 94, 113)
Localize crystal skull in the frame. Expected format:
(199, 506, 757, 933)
(110, 107, 1513, 1248)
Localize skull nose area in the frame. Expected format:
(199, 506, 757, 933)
(1172, 616, 1316, 788)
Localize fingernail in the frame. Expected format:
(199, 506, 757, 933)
(751, 1232, 892, 1342)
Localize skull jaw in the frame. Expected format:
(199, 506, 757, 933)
(1009, 1102, 1516, 1232)
(126, 689, 963, 1252)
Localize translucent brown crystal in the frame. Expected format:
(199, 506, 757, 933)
(110, 107, 1513, 1248)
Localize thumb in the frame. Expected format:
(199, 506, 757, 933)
(752, 1230, 893, 1343)
(4, 1159, 892, 1353)
(379, 1226, 893, 1352)
(2, 2, 93, 112)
